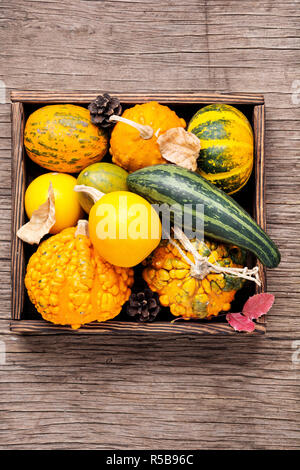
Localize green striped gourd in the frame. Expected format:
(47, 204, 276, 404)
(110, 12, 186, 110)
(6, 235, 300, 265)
(127, 164, 280, 268)
(188, 103, 253, 194)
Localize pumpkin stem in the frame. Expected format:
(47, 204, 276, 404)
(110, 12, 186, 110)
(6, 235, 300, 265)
(109, 115, 153, 140)
(75, 219, 89, 237)
(171, 227, 262, 286)
(171, 316, 185, 323)
(74, 184, 105, 204)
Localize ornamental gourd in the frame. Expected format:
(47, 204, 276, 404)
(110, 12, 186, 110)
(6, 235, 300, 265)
(127, 164, 281, 269)
(188, 103, 254, 194)
(25, 221, 134, 329)
(24, 104, 108, 173)
(24, 173, 83, 234)
(143, 239, 246, 320)
(87, 190, 162, 267)
(77, 162, 129, 213)
(109, 101, 186, 172)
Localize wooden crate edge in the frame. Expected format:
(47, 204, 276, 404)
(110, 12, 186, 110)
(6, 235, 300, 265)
(10, 92, 267, 336)
(11, 102, 25, 321)
(10, 319, 266, 336)
(10, 90, 265, 104)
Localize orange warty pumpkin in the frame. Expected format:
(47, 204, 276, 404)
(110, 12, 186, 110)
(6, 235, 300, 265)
(109, 101, 186, 172)
(25, 222, 134, 329)
(143, 239, 246, 320)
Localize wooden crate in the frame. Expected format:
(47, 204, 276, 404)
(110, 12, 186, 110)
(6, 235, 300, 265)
(10, 91, 266, 335)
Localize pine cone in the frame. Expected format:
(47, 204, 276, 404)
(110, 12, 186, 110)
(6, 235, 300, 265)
(127, 288, 161, 322)
(88, 93, 122, 128)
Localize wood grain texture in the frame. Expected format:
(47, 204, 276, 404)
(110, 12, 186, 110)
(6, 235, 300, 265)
(0, 0, 299, 450)
(11, 102, 25, 320)
(9, 319, 267, 336)
(11, 91, 265, 104)
(0, 333, 298, 450)
(253, 104, 267, 329)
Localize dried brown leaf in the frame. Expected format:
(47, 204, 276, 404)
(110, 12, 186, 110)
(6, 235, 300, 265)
(17, 182, 56, 244)
(157, 127, 200, 171)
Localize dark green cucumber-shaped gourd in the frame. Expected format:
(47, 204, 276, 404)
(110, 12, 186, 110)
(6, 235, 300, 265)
(127, 164, 280, 268)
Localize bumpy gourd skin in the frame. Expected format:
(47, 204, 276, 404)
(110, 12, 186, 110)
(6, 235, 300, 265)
(143, 239, 245, 320)
(110, 101, 186, 172)
(25, 227, 134, 329)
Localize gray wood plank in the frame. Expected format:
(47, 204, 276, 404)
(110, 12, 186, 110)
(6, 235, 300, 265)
(0, 0, 299, 450)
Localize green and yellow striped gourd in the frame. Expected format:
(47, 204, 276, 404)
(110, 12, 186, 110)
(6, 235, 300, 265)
(188, 103, 254, 194)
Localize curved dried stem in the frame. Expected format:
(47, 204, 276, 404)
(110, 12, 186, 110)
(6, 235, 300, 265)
(170, 227, 261, 287)
(75, 219, 89, 237)
(109, 115, 153, 139)
(74, 184, 105, 204)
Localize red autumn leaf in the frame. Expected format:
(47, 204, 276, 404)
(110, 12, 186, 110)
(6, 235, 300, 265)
(242, 293, 275, 320)
(226, 313, 256, 332)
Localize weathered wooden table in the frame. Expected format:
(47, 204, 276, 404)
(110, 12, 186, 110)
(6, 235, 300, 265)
(0, 0, 299, 450)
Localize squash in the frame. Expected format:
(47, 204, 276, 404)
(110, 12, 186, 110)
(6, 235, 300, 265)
(127, 164, 281, 269)
(77, 162, 129, 213)
(143, 238, 246, 319)
(88, 190, 162, 267)
(24, 104, 108, 173)
(109, 101, 186, 172)
(188, 103, 254, 194)
(25, 221, 134, 329)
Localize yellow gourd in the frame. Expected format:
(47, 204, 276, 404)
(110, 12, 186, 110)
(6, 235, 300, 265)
(25, 173, 83, 234)
(109, 101, 186, 172)
(88, 190, 162, 268)
(143, 239, 246, 319)
(25, 221, 134, 329)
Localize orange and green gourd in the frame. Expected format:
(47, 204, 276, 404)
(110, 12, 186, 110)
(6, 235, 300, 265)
(25, 222, 134, 329)
(24, 104, 108, 173)
(76, 162, 129, 214)
(143, 239, 246, 320)
(109, 101, 186, 172)
(188, 103, 254, 194)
